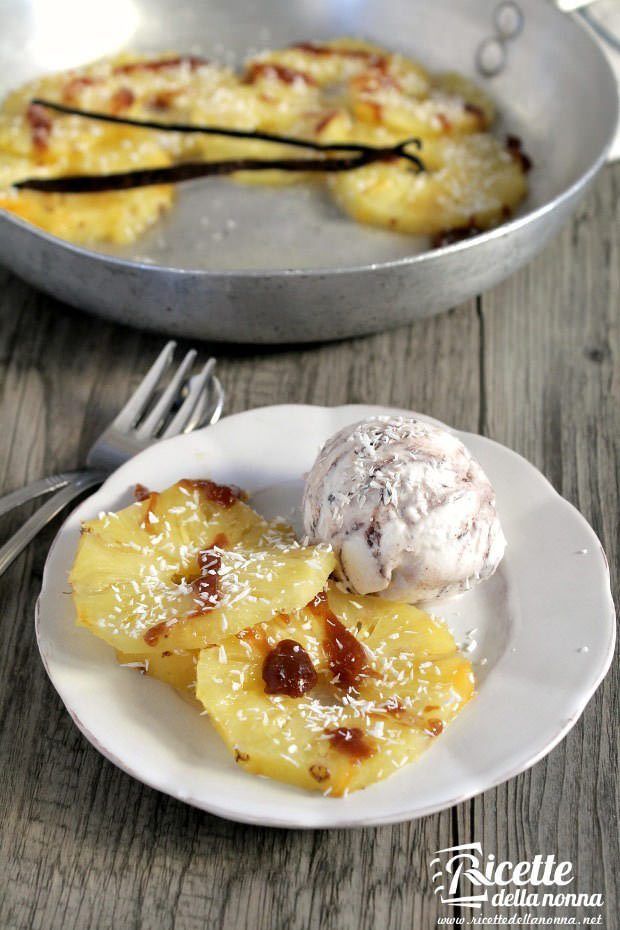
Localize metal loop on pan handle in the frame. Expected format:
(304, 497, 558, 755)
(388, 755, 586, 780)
(476, 1, 524, 77)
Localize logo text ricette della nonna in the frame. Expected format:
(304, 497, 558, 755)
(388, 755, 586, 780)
(430, 843, 604, 910)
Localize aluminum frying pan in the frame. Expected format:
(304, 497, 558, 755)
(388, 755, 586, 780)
(0, 0, 617, 342)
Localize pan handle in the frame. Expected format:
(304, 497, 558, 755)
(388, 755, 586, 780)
(475, 1, 620, 164)
(475, 2, 524, 77)
(576, 7, 620, 163)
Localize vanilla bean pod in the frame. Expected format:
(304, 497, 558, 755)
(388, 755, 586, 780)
(16, 150, 396, 193)
(15, 97, 424, 193)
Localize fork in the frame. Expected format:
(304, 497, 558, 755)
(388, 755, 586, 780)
(0, 341, 224, 576)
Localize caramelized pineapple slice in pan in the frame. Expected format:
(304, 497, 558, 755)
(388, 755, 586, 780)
(329, 133, 527, 236)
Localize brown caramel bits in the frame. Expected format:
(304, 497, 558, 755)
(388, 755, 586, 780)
(262, 639, 318, 698)
(307, 590, 372, 690)
(432, 224, 482, 249)
(292, 42, 386, 67)
(143, 620, 172, 646)
(109, 86, 135, 113)
(307, 589, 330, 619)
(139, 491, 160, 532)
(27, 103, 52, 151)
(464, 101, 485, 126)
(113, 56, 208, 75)
(237, 625, 270, 657)
(133, 483, 151, 502)
(234, 749, 250, 763)
(309, 763, 331, 783)
(323, 614, 371, 689)
(62, 75, 98, 103)
(179, 478, 244, 509)
(326, 727, 375, 760)
(189, 549, 221, 615)
(425, 718, 444, 737)
(506, 134, 532, 173)
(245, 62, 316, 86)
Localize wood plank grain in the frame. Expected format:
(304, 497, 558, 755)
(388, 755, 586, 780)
(0, 164, 617, 930)
(457, 162, 620, 926)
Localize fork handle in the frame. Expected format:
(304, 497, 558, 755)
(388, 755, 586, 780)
(0, 471, 106, 577)
(0, 470, 88, 518)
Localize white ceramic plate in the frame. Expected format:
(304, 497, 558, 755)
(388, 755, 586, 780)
(36, 405, 616, 829)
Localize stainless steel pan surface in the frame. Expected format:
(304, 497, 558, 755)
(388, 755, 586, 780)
(0, 0, 617, 342)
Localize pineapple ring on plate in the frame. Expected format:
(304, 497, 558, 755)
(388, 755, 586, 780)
(328, 133, 528, 236)
(70, 478, 335, 654)
(116, 647, 199, 699)
(196, 582, 475, 796)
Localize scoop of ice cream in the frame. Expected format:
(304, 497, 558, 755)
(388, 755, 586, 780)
(302, 416, 505, 603)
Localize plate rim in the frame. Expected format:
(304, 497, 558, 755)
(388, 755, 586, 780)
(35, 403, 617, 828)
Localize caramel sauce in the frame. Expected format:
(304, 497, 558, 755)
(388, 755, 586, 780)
(179, 478, 243, 509)
(262, 638, 318, 697)
(188, 549, 221, 616)
(307, 589, 330, 618)
(425, 718, 444, 737)
(133, 483, 151, 502)
(245, 62, 316, 87)
(139, 491, 160, 533)
(326, 726, 374, 760)
(308, 591, 372, 690)
(237, 625, 270, 657)
(149, 540, 228, 646)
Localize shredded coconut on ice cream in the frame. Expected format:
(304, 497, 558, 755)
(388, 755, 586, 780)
(302, 416, 505, 603)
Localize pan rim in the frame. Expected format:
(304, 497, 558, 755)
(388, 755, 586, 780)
(0, 13, 617, 279)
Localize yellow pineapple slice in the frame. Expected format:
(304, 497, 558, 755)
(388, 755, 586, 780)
(70, 480, 260, 592)
(348, 70, 494, 138)
(70, 478, 335, 654)
(196, 583, 475, 796)
(74, 541, 335, 653)
(245, 38, 400, 88)
(116, 648, 198, 698)
(329, 133, 527, 236)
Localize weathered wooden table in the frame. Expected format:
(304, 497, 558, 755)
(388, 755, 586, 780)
(0, 163, 618, 930)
